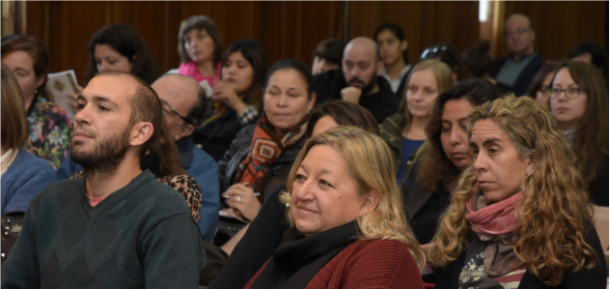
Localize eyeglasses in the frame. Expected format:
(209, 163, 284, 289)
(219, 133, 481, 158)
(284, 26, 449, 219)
(420, 45, 448, 60)
(546, 85, 584, 100)
(504, 27, 530, 37)
(161, 100, 193, 125)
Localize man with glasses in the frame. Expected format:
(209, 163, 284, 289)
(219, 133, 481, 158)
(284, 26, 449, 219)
(57, 74, 220, 242)
(489, 13, 545, 97)
(151, 74, 220, 242)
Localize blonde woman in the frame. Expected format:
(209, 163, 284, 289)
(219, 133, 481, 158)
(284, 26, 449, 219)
(242, 127, 425, 288)
(430, 95, 606, 288)
(380, 59, 455, 182)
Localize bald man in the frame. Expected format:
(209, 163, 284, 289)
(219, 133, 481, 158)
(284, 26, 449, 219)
(489, 13, 544, 96)
(57, 74, 220, 241)
(3, 71, 205, 288)
(313, 36, 399, 123)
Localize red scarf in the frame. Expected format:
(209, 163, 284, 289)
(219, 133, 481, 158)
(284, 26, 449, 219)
(465, 192, 523, 240)
(233, 114, 307, 202)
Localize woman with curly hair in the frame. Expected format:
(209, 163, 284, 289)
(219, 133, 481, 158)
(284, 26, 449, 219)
(430, 95, 606, 288)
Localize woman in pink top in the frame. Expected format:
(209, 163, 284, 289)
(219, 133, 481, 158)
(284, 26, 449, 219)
(177, 15, 224, 89)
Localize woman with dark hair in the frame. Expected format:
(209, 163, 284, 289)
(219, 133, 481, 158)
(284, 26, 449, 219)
(84, 24, 161, 85)
(193, 39, 268, 161)
(311, 38, 344, 75)
(375, 23, 411, 95)
(66, 24, 162, 114)
(526, 60, 562, 106)
(421, 42, 473, 83)
(461, 40, 494, 83)
(177, 15, 224, 88)
(431, 95, 606, 288)
(306, 100, 379, 137)
(1, 64, 56, 214)
(218, 58, 315, 223)
(549, 61, 608, 206)
(569, 41, 608, 76)
(1, 35, 72, 169)
(401, 79, 500, 248)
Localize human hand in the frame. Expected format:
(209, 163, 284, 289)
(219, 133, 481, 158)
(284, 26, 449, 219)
(222, 183, 261, 222)
(68, 85, 84, 113)
(212, 80, 247, 114)
(340, 86, 362, 104)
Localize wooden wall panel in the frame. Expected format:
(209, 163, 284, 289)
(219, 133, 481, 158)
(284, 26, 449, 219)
(19, 1, 608, 87)
(23, 1, 342, 85)
(347, 1, 480, 65)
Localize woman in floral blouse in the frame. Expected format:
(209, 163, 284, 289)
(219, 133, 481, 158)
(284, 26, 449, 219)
(1, 35, 72, 168)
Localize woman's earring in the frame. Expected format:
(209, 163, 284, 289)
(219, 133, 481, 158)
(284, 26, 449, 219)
(306, 109, 310, 114)
(34, 89, 38, 94)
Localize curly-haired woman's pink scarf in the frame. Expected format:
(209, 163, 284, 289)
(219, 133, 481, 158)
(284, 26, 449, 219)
(465, 192, 522, 240)
(465, 191, 524, 276)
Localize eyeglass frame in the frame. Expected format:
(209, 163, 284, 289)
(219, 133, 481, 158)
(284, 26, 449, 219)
(546, 85, 585, 100)
(161, 99, 193, 125)
(504, 27, 530, 37)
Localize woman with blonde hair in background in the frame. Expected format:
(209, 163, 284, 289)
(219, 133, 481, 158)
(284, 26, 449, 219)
(430, 95, 606, 288)
(380, 59, 454, 182)
(244, 127, 425, 288)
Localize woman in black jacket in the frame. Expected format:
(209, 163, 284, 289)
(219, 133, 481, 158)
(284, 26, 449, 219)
(429, 95, 606, 288)
(401, 79, 500, 246)
(218, 59, 315, 222)
(193, 39, 267, 161)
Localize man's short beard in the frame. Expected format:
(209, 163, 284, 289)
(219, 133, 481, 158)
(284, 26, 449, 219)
(359, 72, 378, 96)
(71, 126, 131, 178)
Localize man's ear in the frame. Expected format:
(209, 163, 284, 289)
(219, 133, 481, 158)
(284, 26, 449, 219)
(401, 40, 408, 52)
(359, 191, 380, 218)
(130, 122, 154, 147)
(175, 123, 194, 141)
(376, 60, 384, 76)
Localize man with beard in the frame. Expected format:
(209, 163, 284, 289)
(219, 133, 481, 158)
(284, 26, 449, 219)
(57, 74, 220, 242)
(313, 36, 399, 123)
(1, 71, 205, 289)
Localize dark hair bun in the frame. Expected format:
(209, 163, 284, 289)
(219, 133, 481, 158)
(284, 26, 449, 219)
(472, 40, 490, 53)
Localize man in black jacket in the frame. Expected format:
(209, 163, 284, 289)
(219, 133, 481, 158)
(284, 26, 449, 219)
(313, 37, 399, 123)
(489, 13, 544, 97)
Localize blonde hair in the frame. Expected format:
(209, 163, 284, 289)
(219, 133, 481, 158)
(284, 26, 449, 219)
(280, 126, 425, 270)
(1, 64, 29, 150)
(398, 59, 455, 129)
(429, 95, 597, 286)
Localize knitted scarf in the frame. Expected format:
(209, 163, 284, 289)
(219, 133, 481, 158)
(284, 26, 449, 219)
(233, 113, 307, 202)
(465, 191, 523, 276)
